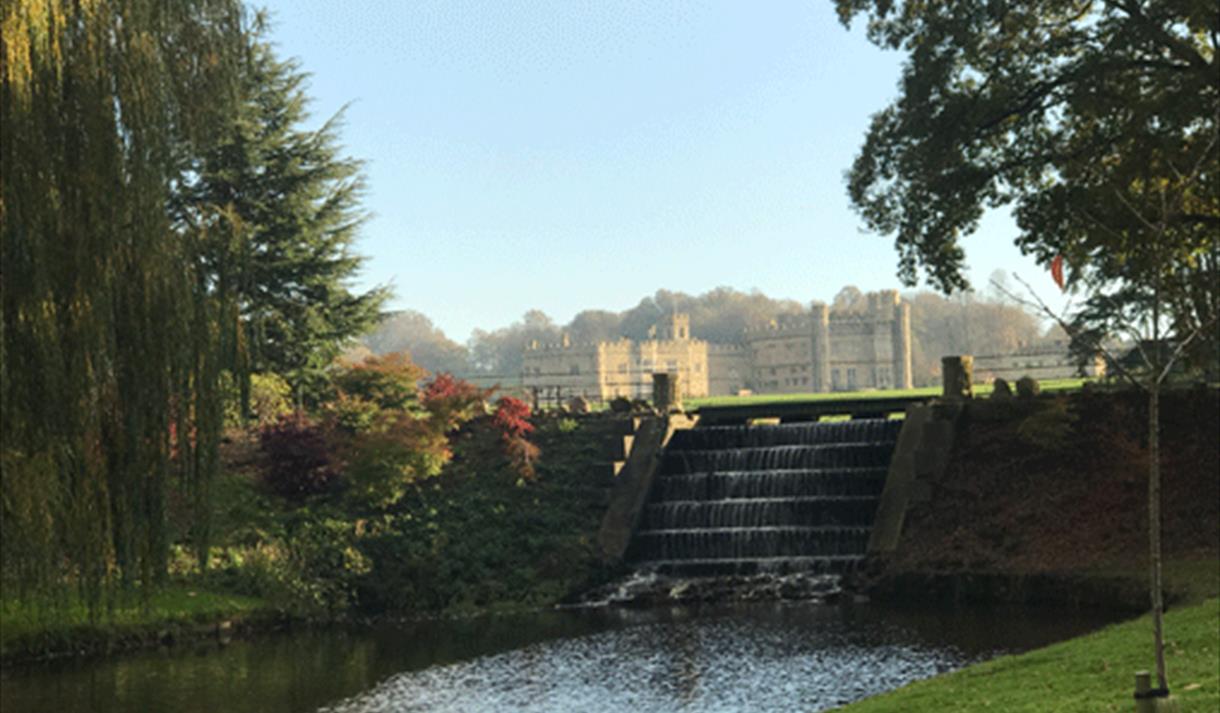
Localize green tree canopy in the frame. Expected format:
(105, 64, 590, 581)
(837, 1, 1218, 367)
(2, 0, 246, 598)
(178, 21, 387, 397)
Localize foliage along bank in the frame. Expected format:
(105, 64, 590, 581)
(3, 352, 621, 662)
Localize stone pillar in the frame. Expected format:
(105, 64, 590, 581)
(942, 355, 974, 399)
(811, 302, 831, 393)
(893, 300, 913, 389)
(652, 372, 681, 412)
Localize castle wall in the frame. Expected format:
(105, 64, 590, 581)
(708, 345, 751, 395)
(636, 338, 709, 398)
(745, 321, 817, 393)
(520, 318, 710, 403)
(521, 341, 602, 401)
(973, 338, 1106, 383)
(520, 292, 915, 405)
(597, 340, 640, 399)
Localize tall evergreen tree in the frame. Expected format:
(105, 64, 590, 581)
(179, 22, 388, 401)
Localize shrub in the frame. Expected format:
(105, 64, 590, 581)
(249, 373, 293, 425)
(493, 397, 540, 480)
(221, 371, 294, 429)
(341, 414, 451, 509)
(423, 373, 489, 430)
(280, 517, 371, 614)
(492, 397, 534, 438)
(258, 414, 339, 500)
(332, 353, 426, 412)
(322, 392, 384, 435)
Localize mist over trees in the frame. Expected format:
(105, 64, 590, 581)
(363, 284, 1044, 385)
(365, 310, 472, 375)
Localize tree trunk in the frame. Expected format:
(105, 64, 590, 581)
(1149, 383, 1168, 690)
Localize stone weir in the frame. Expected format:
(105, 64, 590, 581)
(625, 418, 902, 578)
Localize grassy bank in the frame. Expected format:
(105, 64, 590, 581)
(1, 586, 273, 663)
(685, 378, 1087, 408)
(832, 597, 1220, 712)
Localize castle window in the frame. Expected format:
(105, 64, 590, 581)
(569, 365, 580, 375)
(617, 363, 628, 373)
(666, 360, 678, 371)
(847, 368, 857, 389)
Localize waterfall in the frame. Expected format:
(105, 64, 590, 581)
(626, 419, 901, 577)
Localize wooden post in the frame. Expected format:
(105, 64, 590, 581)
(1149, 383, 1167, 690)
(941, 355, 974, 400)
(1134, 669, 1181, 712)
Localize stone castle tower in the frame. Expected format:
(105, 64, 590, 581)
(521, 290, 913, 401)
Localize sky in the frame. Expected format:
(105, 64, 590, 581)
(260, 0, 1063, 341)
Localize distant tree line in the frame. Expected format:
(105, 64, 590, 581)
(364, 283, 1043, 387)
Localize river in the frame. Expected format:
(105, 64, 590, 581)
(1, 600, 1118, 712)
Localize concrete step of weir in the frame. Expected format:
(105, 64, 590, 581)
(633, 555, 862, 577)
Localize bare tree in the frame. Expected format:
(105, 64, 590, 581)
(991, 133, 1218, 694)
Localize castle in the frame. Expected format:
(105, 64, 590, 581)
(521, 289, 913, 401)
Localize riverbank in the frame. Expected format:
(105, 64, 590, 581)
(831, 596, 1220, 712)
(860, 387, 1219, 611)
(0, 585, 284, 664)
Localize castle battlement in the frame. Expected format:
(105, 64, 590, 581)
(828, 312, 896, 325)
(527, 340, 601, 351)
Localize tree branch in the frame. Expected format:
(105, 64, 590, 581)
(989, 273, 1146, 391)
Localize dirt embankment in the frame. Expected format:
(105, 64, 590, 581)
(866, 386, 1219, 609)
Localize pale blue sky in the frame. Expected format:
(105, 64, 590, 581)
(261, 1, 1059, 340)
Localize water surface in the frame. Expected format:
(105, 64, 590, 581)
(2, 601, 1119, 713)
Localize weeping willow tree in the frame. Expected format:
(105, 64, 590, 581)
(1, 0, 247, 607)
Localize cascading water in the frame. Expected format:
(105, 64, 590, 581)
(626, 418, 901, 578)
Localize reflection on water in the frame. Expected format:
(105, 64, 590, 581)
(1, 602, 1120, 713)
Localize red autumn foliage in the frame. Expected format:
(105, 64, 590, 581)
(492, 397, 534, 438)
(257, 412, 340, 500)
(492, 397, 539, 480)
(422, 373, 489, 430)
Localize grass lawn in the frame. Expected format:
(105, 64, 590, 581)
(831, 597, 1220, 712)
(685, 378, 1089, 409)
(1, 585, 270, 660)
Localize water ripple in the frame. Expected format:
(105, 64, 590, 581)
(321, 612, 970, 713)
